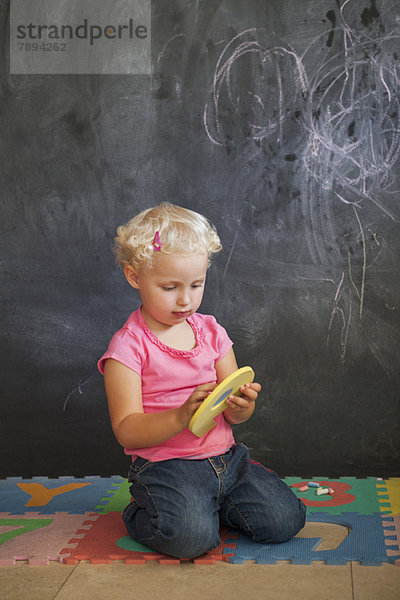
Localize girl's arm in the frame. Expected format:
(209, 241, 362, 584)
(104, 358, 216, 448)
(215, 349, 261, 425)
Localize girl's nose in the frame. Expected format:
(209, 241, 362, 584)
(177, 289, 190, 306)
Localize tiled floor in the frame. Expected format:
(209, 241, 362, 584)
(1, 521, 399, 599)
(1, 520, 399, 598)
(1, 561, 400, 600)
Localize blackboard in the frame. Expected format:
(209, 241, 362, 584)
(1, 0, 399, 478)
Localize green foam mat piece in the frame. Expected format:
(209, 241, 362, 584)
(95, 479, 131, 514)
(283, 477, 384, 515)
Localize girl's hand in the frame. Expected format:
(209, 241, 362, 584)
(224, 382, 261, 425)
(176, 382, 217, 430)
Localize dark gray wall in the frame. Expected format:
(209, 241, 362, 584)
(1, 0, 399, 478)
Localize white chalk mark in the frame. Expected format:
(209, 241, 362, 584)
(248, 91, 265, 109)
(380, 65, 392, 102)
(348, 252, 361, 301)
(156, 34, 186, 64)
(203, 29, 308, 146)
(335, 272, 345, 302)
(223, 209, 243, 280)
(335, 192, 362, 207)
(63, 378, 91, 412)
(327, 279, 352, 362)
(352, 206, 367, 319)
(367, 243, 384, 270)
(203, 1, 400, 361)
(299, 277, 336, 285)
(342, 291, 352, 362)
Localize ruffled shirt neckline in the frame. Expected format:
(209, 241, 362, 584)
(137, 307, 203, 358)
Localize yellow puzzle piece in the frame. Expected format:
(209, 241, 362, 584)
(189, 366, 255, 438)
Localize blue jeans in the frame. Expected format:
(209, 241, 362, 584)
(123, 443, 306, 559)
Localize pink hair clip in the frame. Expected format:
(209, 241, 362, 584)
(152, 231, 162, 252)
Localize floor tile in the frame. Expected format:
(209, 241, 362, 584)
(54, 561, 353, 600)
(352, 562, 400, 600)
(4, 558, 398, 600)
(0, 563, 76, 600)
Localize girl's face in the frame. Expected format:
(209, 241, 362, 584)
(124, 253, 209, 328)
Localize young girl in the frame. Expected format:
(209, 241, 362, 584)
(98, 203, 305, 559)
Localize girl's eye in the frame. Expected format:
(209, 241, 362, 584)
(162, 286, 176, 291)
(192, 283, 203, 289)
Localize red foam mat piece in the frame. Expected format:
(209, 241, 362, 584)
(59, 511, 235, 565)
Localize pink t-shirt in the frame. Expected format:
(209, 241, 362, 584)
(98, 308, 235, 461)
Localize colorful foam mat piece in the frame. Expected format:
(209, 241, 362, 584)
(0, 476, 399, 565)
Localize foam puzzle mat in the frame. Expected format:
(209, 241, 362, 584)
(0, 476, 399, 566)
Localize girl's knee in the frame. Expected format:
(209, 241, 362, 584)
(157, 509, 220, 558)
(123, 500, 219, 559)
(254, 498, 306, 544)
(163, 526, 219, 559)
(144, 522, 219, 559)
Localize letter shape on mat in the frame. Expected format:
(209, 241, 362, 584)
(17, 482, 91, 507)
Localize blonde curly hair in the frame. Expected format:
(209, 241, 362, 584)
(113, 203, 222, 270)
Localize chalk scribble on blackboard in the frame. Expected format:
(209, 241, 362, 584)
(204, 0, 400, 361)
(63, 377, 92, 412)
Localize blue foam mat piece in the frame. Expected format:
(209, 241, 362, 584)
(0, 476, 125, 514)
(225, 513, 399, 565)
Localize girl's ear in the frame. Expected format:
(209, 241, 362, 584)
(124, 265, 140, 289)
